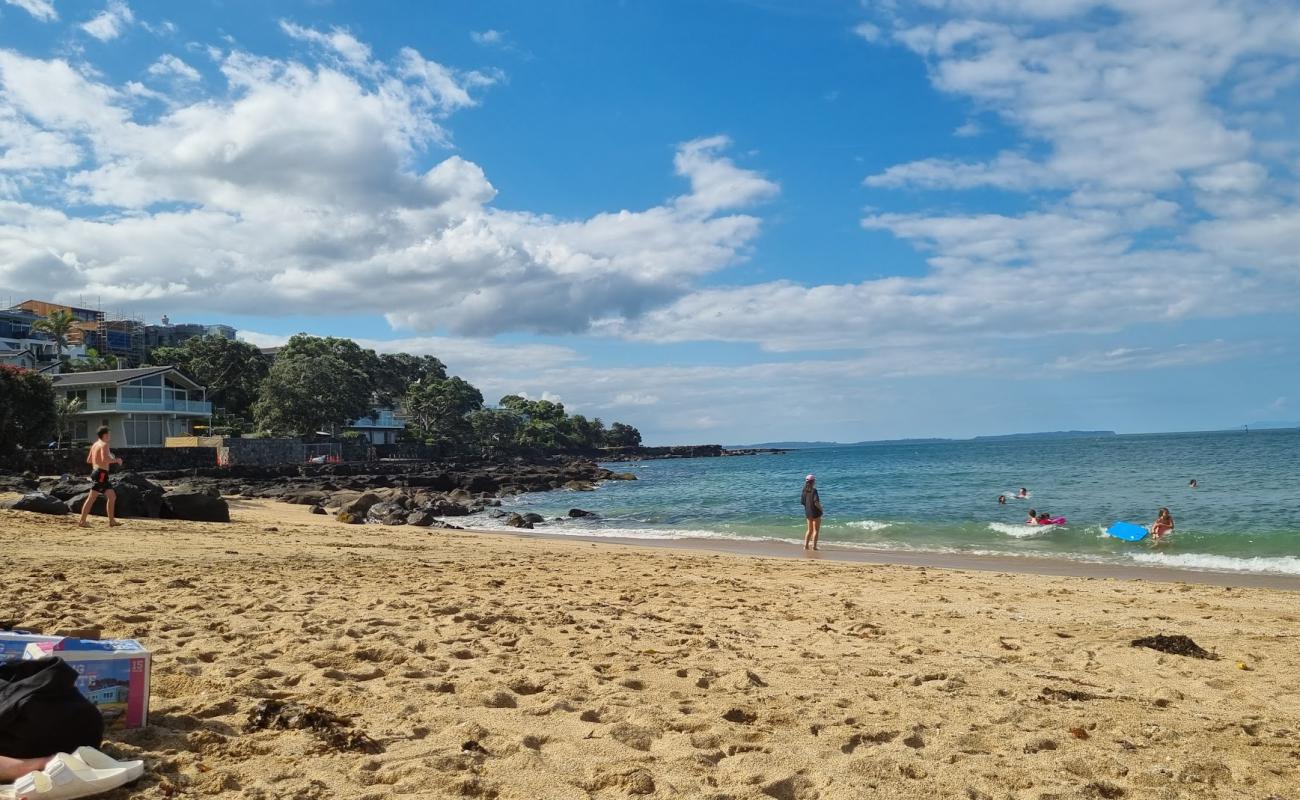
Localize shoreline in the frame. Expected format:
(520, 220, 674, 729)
(458, 524, 1300, 591)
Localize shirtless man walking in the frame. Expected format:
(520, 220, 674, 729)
(79, 425, 123, 528)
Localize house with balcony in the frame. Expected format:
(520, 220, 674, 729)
(345, 406, 407, 445)
(51, 367, 212, 447)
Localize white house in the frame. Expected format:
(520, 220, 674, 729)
(345, 406, 407, 445)
(51, 367, 212, 447)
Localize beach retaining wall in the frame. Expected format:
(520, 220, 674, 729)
(10, 447, 218, 474)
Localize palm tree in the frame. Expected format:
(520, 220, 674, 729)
(32, 309, 76, 362)
(54, 396, 84, 448)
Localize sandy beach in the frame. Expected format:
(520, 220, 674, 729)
(3, 498, 1299, 799)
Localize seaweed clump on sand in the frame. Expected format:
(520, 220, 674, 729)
(1131, 634, 1216, 659)
(246, 698, 383, 753)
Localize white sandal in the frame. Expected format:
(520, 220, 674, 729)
(3, 749, 141, 800)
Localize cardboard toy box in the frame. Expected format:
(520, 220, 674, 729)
(0, 631, 64, 662)
(23, 638, 152, 729)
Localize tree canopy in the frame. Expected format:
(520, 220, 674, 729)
(0, 366, 56, 456)
(251, 336, 372, 435)
(148, 335, 270, 420)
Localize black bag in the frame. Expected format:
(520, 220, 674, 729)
(0, 657, 103, 758)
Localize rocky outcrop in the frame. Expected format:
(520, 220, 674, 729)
(4, 492, 68, 515)
(568, 508, 597, 518)
(162, 485, 231, 523)
(505, 513, 533, 529)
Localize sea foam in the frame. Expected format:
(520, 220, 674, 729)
(846, 520, 892, 532)
(988, 522, 1051, 539)
(1129, 552, 1300, 576)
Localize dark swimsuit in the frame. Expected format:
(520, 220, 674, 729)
(90, 468, 112, 493)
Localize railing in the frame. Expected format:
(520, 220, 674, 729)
(113, 398, 213, 414)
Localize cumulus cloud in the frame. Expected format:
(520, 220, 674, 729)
(4, 0, 56, 22)
(0, 31, 776, 337)
(81, 0, 132, 41)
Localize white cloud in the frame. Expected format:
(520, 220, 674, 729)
(953, 119, 982, 137)
(146, 54, 200, 83)
(852, 22, 882, 42)
(672, 135, 778, 215)
(81, 0, 133, 41)
(470, 29, 505, 46)
(280, 20, 372, 71)
(0, 39, 776, 338)
(3, 0, 56, 22)
(1049, 340, 1259, 372)
(866, 151, 1060, 190)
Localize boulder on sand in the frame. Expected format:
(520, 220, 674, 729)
(62, 472, 164, 518)
(366, 502, 409, 525)
(161, 485, 230, 523)
(505, 513, 534, 530)
(5, 492, 68, 515)
(522, 512, 545, 524)
(338, 492, 382, 519)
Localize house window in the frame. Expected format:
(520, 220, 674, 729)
(100, 388, 117, 404)
(73, 420, 88, 442)
(69, 389, 87, 404)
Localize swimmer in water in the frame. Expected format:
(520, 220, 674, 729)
(1037, 512, 1053, 525)
(1026, 508, 1037, 524)
(1016, 487, 1029, 499)
(1189, 479, 1198, 489)
(998, 494, 1007, 505)
(1151, 507, 1174, 538)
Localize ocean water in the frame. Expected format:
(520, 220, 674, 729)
(462, 429, 1300, 576)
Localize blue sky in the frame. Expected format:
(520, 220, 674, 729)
(1, 0, 1298, 443)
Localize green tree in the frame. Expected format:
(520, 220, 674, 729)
(53, 395, 84, 448)
(0, 366, 57, 456)
(371, 353, 447, 407)
(32, 309, 76, 361)
(605, 421, 642, 448)
(148, 335, 270, 419)
(252, 345, 371, 436)
(560, 414, 606, 451)
(467, 407, 522, 457)
(404, 377, 484, 450)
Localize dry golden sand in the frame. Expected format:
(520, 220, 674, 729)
(2, 498, 1299, 799)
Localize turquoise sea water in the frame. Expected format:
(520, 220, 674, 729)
(465, 429, 1300, 576)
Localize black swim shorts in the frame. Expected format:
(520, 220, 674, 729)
(90, 468, 112, 493)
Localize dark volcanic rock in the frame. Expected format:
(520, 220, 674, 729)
(162, 487, 230, 523)
(568, 508, 597, 518)
(62, 472, 165, 518)
(310, 505, 327, 515)
(522, 512, 545, 524)
(366, 502, 410, 525)
(6, 492, 68, 515)
(338, 492, 382, 519)
(505, 513, 533, 530)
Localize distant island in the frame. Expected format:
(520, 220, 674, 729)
(735, 431, 1118, 448)
(1245, 421, 1300, 430)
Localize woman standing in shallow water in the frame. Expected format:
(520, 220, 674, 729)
(801, 474, 823, 551)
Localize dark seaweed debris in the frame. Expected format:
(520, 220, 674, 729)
(246, 698, 383, 753)
(1131, 634, 1216, 660)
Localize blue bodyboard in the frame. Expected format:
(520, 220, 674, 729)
(1107, 521, 1149, 542)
